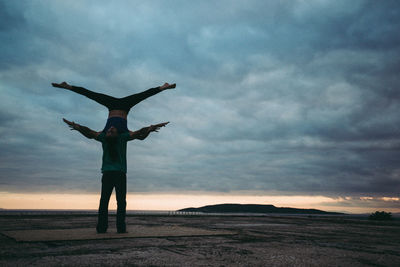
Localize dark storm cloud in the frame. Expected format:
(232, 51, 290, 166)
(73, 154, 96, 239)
(0, 0, 399, 197)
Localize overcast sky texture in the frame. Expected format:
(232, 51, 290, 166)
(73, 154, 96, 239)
(0, 0, 399, 211)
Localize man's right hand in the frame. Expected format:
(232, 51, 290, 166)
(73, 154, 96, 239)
(63, 118, 79, 131)
(52, 82, 72, 89)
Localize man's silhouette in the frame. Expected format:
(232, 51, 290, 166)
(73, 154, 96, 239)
(63, 118, 168, 233)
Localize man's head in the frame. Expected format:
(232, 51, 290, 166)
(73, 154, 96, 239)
(106, 126, 118, 138)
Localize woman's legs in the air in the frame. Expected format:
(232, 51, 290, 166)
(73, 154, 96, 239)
(118, 87, 162, 112)
(54, 82, 175, 112)
(118, 83, 175, 111)
(68, 86, 119, 110)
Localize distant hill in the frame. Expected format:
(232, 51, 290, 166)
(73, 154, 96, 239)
(178, 203, 343, 215)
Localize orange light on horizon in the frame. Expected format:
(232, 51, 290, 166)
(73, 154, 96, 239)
(0, 192, 399, 214)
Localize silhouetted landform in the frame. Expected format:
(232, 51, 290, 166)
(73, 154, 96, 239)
(369, 211, 393, 220)
(179, 204, 343, 215)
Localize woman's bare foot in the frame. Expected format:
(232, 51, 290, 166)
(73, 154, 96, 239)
(160, 83, 176, 90)
(52, 82, 72, 89)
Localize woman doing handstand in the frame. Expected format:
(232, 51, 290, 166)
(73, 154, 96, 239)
(52, 81, 176, 133)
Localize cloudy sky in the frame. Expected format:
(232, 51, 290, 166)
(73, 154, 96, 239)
(0, 0, 399, 212)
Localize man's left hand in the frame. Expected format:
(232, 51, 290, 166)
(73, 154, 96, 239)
(149, 122, 169, 132)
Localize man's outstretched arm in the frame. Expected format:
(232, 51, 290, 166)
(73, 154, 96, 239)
(63, 118, 101, 139)
(129, 122, 169, 141)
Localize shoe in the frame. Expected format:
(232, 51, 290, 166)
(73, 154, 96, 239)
(96, 225, 107, 234)
(117, 222, 126, 233)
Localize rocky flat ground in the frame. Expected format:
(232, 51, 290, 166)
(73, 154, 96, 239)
(0, 214, 399, 266)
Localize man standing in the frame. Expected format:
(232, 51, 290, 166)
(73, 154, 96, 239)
(63, 118, 168, 233)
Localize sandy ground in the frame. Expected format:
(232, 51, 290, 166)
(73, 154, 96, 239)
(0, 214, 399, 266)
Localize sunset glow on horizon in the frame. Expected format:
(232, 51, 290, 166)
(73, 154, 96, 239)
(1, 192, 399, 214)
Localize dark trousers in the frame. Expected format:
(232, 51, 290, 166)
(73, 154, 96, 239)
(69, 85, 161, 112)
(97, 171, 127, 233)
